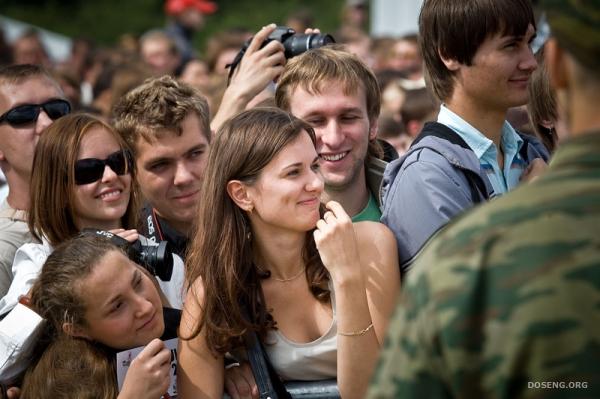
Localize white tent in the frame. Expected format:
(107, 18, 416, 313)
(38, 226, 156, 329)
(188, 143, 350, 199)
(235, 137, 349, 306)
(371, 0, 423, 37)
(0, 15, 72, 63)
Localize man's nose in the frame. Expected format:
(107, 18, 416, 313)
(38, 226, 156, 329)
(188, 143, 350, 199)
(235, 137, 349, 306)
(319, 120, 344, 148)
(173, 162, 195, 186)
(35, 109, 53, 135)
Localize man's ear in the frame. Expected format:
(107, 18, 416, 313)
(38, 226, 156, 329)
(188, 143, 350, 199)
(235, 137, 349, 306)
(368, 116, 379, 142)
(439, 50, 461, 71)
(62, 322, 90, 339)
(226, 180, 254, 212)
(544, 38, 569, 90)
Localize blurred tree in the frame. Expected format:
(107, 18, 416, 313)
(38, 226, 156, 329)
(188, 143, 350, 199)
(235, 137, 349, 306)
(1, 0, 345, 52)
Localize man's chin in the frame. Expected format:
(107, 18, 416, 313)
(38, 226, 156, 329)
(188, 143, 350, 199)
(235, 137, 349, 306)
(323, 174, 354, 191)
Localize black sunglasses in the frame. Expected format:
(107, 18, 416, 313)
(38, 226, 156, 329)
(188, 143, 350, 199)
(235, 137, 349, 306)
(0, 99, 71, 127)
(74, 150, 133, 185)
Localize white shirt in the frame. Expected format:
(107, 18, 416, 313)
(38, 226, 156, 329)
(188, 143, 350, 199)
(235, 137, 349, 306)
(0, 303, 45, 384)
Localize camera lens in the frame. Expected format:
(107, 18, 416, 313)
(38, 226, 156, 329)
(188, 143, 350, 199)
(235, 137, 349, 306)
(283, 33, 335, 58)
(139, 241, 174, 281)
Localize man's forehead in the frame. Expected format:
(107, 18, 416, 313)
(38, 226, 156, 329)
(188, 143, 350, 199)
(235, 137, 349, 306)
(291, 79, 361, 97)
(288, 80, 367, 113)
(135, 128, 208, 160)
(0, 77, 63, 108)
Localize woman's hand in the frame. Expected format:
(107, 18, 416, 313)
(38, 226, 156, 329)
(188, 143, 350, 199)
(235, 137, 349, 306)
(313, 201, 361, 280)
(224, 362, 258, 399)
(118, 338, 171, 399)
(109, 228, 139, 243)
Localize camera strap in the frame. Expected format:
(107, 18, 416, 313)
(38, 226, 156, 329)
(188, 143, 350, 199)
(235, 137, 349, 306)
(141, 205, 165, 244)
(226, 47, 246, 86)
(242, 307, 291, 399)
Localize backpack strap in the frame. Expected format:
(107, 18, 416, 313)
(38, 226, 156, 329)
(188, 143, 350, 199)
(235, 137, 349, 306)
(412, 122, 489, 204)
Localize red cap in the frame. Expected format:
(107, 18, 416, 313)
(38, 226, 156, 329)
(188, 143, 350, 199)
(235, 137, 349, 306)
(165, 0, 217, 15)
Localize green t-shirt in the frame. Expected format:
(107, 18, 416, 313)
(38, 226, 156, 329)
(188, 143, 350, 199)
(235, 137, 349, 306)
(351, 192, 381, 223)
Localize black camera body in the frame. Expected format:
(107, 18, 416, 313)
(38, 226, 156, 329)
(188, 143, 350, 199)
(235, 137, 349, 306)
(82, 229, 174, 281)
(262, 26, 335, 59)
(227, 26, 335, 81)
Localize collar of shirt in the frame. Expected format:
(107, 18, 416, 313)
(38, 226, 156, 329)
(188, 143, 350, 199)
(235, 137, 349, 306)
(437, 105, 524, 193)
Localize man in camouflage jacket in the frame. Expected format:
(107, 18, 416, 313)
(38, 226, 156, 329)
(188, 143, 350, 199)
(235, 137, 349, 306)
(367, 0, 600, 397)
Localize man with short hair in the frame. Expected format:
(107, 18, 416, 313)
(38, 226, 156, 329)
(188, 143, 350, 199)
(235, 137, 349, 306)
(0, 64, 69, 297)
(139, 29, 182, 77)
(367, 0, 600, 397)
(113, 75, 210, 258)
(276, 45, 386, 222)
(381, 0, 549, 272)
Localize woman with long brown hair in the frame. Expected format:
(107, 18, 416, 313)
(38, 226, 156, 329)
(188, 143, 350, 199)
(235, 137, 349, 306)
(178, 108, 400, 399)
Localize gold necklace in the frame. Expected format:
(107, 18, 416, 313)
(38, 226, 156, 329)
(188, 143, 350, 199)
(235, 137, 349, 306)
(271, 266, 306, 283)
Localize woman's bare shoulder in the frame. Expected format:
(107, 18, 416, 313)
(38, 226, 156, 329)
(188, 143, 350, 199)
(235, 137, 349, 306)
(353, 221, 396, 247)
(353, 221, 399, 277)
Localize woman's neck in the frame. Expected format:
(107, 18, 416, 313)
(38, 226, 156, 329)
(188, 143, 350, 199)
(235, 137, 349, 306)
(252, 226, 306, 280)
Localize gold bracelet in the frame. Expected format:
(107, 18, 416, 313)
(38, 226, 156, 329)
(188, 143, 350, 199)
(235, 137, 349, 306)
(338, 322, 374, 337)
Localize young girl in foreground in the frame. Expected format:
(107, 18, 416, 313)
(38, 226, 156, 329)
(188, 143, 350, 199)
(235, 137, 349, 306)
(178, 108, 400, 399)
(21, 235, 176, 398)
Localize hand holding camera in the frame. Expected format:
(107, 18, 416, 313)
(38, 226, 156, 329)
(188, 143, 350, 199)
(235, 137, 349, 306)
(81, 229, 174, 282)
(211, 24, 335, 133)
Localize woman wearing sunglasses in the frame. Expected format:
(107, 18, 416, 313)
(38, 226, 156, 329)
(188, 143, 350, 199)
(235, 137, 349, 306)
(0, 113, 184, 318)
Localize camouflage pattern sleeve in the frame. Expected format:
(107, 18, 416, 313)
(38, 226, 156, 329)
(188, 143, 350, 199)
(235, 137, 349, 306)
(368, 133, 600, 399)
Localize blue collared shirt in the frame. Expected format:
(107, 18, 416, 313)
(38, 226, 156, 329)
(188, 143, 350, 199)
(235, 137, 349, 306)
(437, 105, 525, 196)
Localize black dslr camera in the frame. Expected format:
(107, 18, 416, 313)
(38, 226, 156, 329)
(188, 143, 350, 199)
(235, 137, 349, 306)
(82, 229, 174, 281)
(257, 26, 335, 59)
(227, 26, 335, 81)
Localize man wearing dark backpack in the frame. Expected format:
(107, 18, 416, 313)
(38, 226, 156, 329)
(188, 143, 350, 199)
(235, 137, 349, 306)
(381, 0, 549, 274)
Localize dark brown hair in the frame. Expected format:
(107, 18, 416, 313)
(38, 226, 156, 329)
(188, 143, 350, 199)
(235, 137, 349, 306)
(28, 113, 139, 246)
(184, 107, 329, 354)
(419, 0, 535, 101)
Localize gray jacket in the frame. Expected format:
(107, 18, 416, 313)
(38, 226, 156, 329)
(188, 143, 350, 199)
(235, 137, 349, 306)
(381, 122, 549, 273)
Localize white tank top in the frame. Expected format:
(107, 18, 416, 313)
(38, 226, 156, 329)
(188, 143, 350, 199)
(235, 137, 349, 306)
(264, 282, 337, 381)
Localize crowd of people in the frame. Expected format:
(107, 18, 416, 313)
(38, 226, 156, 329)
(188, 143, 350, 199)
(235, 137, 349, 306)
(0, 0, 598, 398)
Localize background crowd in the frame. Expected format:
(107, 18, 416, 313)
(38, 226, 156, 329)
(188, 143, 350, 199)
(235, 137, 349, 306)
(0, 0, 599, 398)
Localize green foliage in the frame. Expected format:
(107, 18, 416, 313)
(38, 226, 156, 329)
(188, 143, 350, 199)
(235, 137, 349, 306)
(1, 0, 344, 51)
